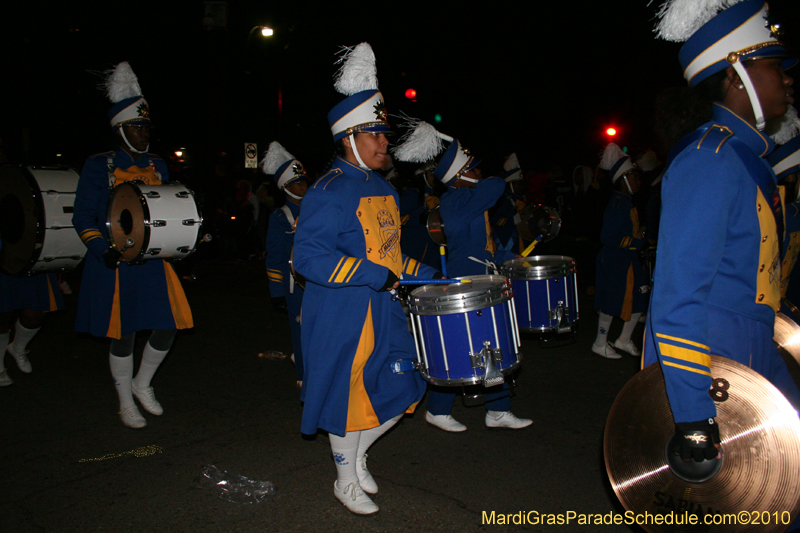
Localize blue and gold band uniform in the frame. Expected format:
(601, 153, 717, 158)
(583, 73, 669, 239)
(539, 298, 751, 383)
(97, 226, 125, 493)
(398, 185, 440, 269)
(490, 191, 526, 254)
(644, 103, 800, 423)
(293, 156, 438, 437)
(594, 190, 648, 321)
(72, 150, 193, 339)
(265, 200, 304, 381)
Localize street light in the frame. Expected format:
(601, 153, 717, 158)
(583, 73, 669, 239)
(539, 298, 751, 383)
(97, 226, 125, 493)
(248, 25, 274, 40)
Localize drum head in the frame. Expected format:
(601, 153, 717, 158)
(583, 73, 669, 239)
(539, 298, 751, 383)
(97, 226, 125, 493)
(107, 182, 147, 263)
(517, 204, 561, 243)
(426, 206, 446, 245)
(408, 274, 511, 315)
(501, 255, 576, 279)
(0, 165, 43, 275)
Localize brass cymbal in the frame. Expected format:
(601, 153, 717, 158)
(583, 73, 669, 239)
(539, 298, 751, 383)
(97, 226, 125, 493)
(604, 356, 800, 532)
(774, 311, 800, 389)
(515, 204, 561, 243)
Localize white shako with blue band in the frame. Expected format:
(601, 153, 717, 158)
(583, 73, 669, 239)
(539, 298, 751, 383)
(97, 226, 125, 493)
(769, 135, 800, 179)
(391, 119, 479, 184)
(327, 42, 391, 170)
(599, 143, 635, 194)
(656, 0, 796, 131)
(261, 141, 306, 200)
(104, 61, 151, 153)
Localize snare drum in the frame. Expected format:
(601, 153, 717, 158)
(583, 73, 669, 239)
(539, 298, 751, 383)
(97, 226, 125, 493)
(407, 275, 522, 386)
(501, 255, 579, 333)
(0, 165, 87, 275)
(107, 181, 202, 264)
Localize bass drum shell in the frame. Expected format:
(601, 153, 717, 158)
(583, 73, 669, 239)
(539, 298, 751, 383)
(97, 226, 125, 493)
(0, 164, 86, 276)
(106, 181, 203, 264)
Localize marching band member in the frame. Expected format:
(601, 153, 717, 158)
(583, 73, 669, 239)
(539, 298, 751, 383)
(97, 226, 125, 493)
(73, 62, 193, 429)
(394, 121, 532, 431)
(292, 43, 440, 515)
(262, 141, 308, 388)
(591, 143, 647, 360)
(645, 0, 798, 462)
(490, 153, 527, 254)
(0, 262, 64, 386)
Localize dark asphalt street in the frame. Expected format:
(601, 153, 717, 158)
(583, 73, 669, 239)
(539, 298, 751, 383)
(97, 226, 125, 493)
(1, 258, 646, 533)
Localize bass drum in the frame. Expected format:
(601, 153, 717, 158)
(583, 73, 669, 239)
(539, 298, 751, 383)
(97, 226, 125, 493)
(106, 181, 203, 264)
(0, 165, 86, 276)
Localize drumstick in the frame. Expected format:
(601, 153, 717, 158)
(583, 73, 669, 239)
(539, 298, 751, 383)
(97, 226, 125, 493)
(439, 245, 447, 278)
(399, 279, 471, 286)
(520, 235, 542, 258)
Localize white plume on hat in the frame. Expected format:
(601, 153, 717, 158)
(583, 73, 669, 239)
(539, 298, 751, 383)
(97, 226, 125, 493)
(333, 42, 378, 96)
(261, 141, 295, 175)
(635, 149, 662, 172)
(654, 0, 741, 42)
(599, 143, 628, 170)
(503, 153, 520, 172)
(392, 118, 451, 163)
(103, 61, 143, 104)
(769, 106, 800, 146)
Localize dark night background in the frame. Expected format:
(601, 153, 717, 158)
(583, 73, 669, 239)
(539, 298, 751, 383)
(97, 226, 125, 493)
(2, 0, 799, 182)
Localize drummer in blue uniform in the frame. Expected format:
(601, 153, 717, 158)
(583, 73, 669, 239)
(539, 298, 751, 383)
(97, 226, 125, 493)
(394, 121, 532, 432)
(645, 0, 798, 463)
(490, 153, 526, 254)
(262, 141, 307, 388)
(591, 143, 648, 360)
(292, 43, 441, 516)
(73, 62, 193, 429)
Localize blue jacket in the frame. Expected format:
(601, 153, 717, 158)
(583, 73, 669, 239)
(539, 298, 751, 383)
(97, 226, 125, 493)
(644, 103, 783, 423)
(439, 177, 515, 277)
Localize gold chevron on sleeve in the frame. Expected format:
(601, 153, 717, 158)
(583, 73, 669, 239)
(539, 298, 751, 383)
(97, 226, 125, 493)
(334, 257, 358, 283)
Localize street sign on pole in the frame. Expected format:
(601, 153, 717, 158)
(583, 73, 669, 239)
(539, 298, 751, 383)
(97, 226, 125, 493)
(245, 143, 258, 169)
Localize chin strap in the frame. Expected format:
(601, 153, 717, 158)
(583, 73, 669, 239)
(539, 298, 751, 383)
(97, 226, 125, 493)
(119, 127, 149, 154)
(284, 188, 303, 201)
(459, 176, 479, 184)
(623, 176, 633, 196)
(348, 133, 370, 170)
(732, 60, 766, 131)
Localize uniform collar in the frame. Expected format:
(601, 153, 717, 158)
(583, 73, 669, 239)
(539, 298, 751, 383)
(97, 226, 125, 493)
(711, 102, 774, 158)
(336, 155, 372, 179)
(116, 148, 150, 167)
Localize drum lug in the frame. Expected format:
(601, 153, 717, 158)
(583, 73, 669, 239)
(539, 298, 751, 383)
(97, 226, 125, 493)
(177, 246, 192, 253)
(146, 248, 162, 255)
(175, 191, 190, 198)
(548, 302, 572, 333)
(182, 219, 197, 226)
(144, 191, 161, 199)
(152, 220, 167, 227)
(470, 341, 505, 387)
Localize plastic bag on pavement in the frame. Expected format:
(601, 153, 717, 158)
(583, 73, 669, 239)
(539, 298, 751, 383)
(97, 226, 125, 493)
(201, 464, 276, 504)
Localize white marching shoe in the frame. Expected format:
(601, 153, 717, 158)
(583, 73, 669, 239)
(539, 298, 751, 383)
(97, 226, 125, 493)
(132, 384, 164, 416)
(7, 344, 32, 373)
(357, 454, 378, 494)
(485, 411, 533, 429)
(425, 412, 467, 432)
(119, 405, 147, 429)
(0, 369, 13, 387)
(333, 481, 379, 515)
(613, 339, 641, 357)
(592, 342, 622, 360)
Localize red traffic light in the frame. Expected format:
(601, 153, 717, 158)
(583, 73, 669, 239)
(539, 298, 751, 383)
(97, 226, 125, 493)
(606, 127, 617, 137)
(405, 88, 417, 100)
